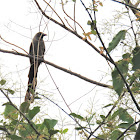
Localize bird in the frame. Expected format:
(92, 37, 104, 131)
(25, 32, 46, 103)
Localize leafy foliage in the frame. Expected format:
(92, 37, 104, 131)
(0, 100, 59, 140)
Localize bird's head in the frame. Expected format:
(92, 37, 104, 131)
(35, 32, 47, 39)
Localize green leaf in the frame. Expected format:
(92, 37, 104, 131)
(87, 114, 95, 122)
(112, 69, 124, 95)
(132, 46, 140, 70)
(110, 129, 124, 140)
(6, 88, 15, 94)
(75, 126, 86, 130)
(112, 108, 134, 124)
(70, 113, 85, 121)
(7, 135, 23, 140)
(4, 104, 18, 120)
(103, 104, 113, 108)
(122, 53, 131, 59)
(96, 120, 102, 124)
(87, 20, 92, 25)
(112, 110, 119, 119)
(36, 123, 45, 131)
(62, 128, 68, 134)
(19, 123, 34, 137)
(2, 102, 10, 106)
(112, 57, 129, 95)
(107, 30, 126, 53)
(59, 128, 68, 134)
(72, 0, 76, 2)
(90, 21, 96, 31)
(49, 129, 59, 136)
(118, 123, 136, 131)
(100, 115, 106, 121)
(20, 102, 30, 113)
(0, 79, 6, 85)
(118, 108, 134, 123)
(91, 30, 97, 35)
(34, 96, 41, 99)
(43, 119, 58, 130)
(28, 106, 40, 120)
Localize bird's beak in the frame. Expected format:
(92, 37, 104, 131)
(43, 33, 47, 36)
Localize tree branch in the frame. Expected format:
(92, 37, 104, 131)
(0, 48, 112, 89)
(34, 0, 113, 63)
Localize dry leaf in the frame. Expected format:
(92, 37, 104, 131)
(99, 47, 104, 54)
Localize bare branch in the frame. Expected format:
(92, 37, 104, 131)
(61, 0, 85, 33)
(0, 48, 112, 89)
(43, 0, 65, 25)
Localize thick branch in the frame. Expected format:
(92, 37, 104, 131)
(0, 48, 112, 89)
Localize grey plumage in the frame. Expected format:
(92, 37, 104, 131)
(25, 32, 46, 102)
(29, 32, 46, 64)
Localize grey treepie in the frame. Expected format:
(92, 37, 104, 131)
(25, 32, 46, 102)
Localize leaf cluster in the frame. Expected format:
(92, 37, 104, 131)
(0, 99, 60, 140)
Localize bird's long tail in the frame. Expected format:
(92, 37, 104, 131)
(25, 63, 39, 102)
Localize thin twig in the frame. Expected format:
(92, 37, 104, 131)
(61, 0, 85, 33)
(0, 35, 28, 54)
(73, 2, 77, 31)
(45, 64, 72, 113)
(64, 17, 75, 31)
(43, 0, 65, 26)
(127, 4, 138, 46)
